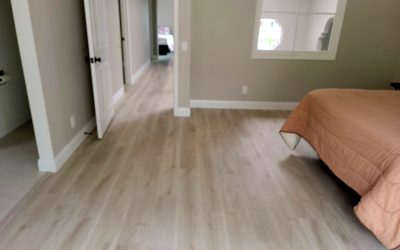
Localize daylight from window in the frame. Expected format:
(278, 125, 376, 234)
(253, 0, 346, 60)
(257, 19, 283, 50)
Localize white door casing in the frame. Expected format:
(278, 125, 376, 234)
(84, 0, 115, 139)
(119, 0, 132, 84)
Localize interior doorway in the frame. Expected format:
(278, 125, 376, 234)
(150, 0, 175, 62)
(0, 0, 43, 221)
(84, 0, 179, 139)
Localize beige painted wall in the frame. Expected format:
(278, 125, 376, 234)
(29, 0, 94, 155)
(394, 58, 400, 82)
(157, 0, 174, 32)
(128, 0, 151, 77)
(191, 0, 400, 102)
(149, 0, 158, 60)
(177, 0, 191, 108)
(0, 0, 31, 139)
(107, 0, 125, 94)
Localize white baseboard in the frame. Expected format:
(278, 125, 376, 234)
(174, 107, 191, 117)
(37, 159, 59, 173)
(190, 100, 298, 111)
(129, 60, 151, 85)
(113, 86, 125, 105)
(38, 118, 96, 173)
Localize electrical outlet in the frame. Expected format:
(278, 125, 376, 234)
(242, 86, 248, 95)
(70, 115, 76, 129)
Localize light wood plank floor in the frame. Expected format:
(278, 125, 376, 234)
(0, 123, 43, 221)
(0, 61, 389, 250)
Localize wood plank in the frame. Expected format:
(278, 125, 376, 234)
(0, 61, 389, 250)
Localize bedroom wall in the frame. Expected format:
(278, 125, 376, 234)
(128, 0, 151, 78)
(190, 0, 400, 102)
(157, 0, 174, 32)
(27, 0, 94, 155)
(394, 59, 400, 82)
(177, 0, 192, 108)
(0, 0, 31, 139)
(149, 0, 158, 60)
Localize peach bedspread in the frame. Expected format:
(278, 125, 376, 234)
(280, 89, 400, 249)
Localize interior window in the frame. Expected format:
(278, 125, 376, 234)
(252, 0, 347, 60)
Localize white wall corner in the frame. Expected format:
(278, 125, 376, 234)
(38, 118, 96, 173)
(129, 60, 151, 85)
(113, 86, 125, 105)
(190, 100, 299, 111)
(174, 107, 191, 117)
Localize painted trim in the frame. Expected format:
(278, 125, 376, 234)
(149, 0, 159, 62)
(174, 107, 191, 117)
(251, 0, 348, 61)
(37, 159, 59, 173)
(112, 86, 125, 105)
(38, 118, 96, 173)
(120, 0, 132, 84)
(129, 60, 151, 85)
(190, 100, 298, 111)
(11, 0, 55, 161)
(173, 0, 180, 116)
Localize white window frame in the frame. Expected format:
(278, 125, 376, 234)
(251, 0, 347, 61)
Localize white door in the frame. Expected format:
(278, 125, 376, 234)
(84, 0, 115, 139)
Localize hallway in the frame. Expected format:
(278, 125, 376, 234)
(0, 62, 386, 250)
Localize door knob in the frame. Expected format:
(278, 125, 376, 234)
(85, 57, 102, 64)
(85, 57, 94, 64)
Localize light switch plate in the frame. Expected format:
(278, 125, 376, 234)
(70, 115, 76, 129)
(242, 86, 248, 95)
(181, 41, 189, 52)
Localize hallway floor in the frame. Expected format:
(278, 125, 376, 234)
(0, 62, 388, 249)
(0, 123, 43, 221)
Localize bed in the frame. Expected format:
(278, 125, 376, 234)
(280, 89, 400, 249)
(158, 26, 174, 56)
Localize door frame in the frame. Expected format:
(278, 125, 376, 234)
(118, 0, 132, 85)
(119, 0, 181, 116)
(173, 0, 180, 115)
(10, 0, 55, 172)
(149, 0, 158, 61)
